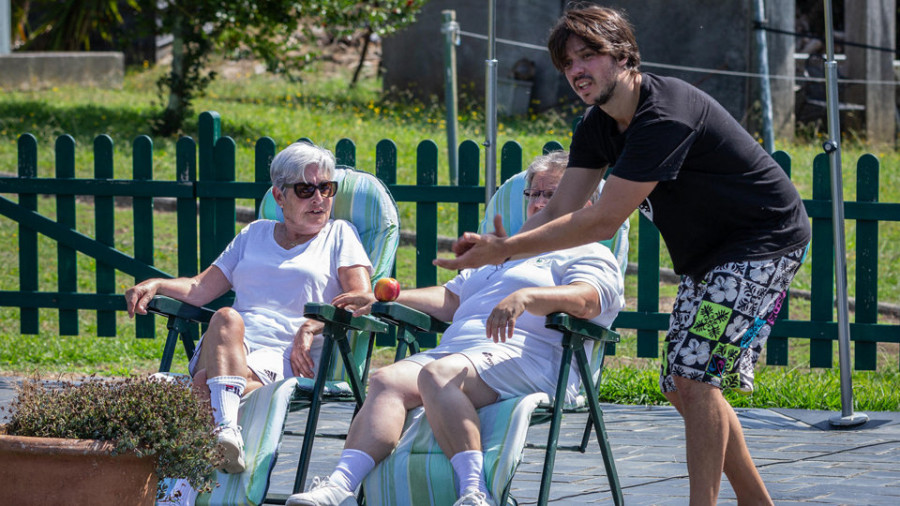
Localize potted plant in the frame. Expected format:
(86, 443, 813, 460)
(0, 375, 221, 505)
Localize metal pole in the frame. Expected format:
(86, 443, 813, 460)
(823, 0, 867, 428)
(1, 0, 11, 54)
(441, 10, 460, 185)
(752, 0, 775, 153)
(484, 0, 498, 204)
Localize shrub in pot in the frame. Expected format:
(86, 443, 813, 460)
(1, 375, 220, 504)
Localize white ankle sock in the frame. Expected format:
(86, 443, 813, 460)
(207, 375, 246, 428)
(450, 450, 488, 496)
(329, 449, 375, 492)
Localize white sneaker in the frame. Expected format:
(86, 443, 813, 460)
(157, 478, 198, 505)
(215, 425, 245, 474)
(453, 489, 496, 506)
(285, 476, 357, 506)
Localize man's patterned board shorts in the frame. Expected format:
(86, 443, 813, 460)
(660, 246, 808, 394)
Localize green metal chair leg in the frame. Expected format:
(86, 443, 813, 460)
(537, 339, 575, 505)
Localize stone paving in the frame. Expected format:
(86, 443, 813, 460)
(3, 376, 899, 505)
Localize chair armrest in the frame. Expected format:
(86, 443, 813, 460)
(544, 312, 620, 344)
(146, 295, 215, 324)
(304, 302, 389, 334)
(370, 301, 451, 333)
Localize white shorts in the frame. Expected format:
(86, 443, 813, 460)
(188, 336, 324, 386)
(403, 344, 555, 401)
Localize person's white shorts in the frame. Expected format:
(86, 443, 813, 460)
(188, 336, 324, 386)
(403, 344, 555, 401)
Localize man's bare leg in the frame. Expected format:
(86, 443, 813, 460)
(667, 377, 772, 506)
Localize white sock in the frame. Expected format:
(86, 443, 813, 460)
(207, 375, 246, 428)
(329, 449, 375, 492)
(450, 450, 488, 496)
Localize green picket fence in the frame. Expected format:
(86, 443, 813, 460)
(1, 111, 899, 370)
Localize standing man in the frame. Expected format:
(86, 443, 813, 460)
(435, 5, 810, 505)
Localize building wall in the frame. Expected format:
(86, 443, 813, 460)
(383, 0, 797, 137)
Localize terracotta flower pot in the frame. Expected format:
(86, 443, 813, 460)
(0, 433, 158, 506)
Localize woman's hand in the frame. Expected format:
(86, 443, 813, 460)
(124, 279, 162, 318)
(333, 291, 377, 316)
(290, 323, 319, 378)
(486, 290, 530, 343)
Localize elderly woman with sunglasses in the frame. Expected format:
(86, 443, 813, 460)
(125, 142, 373, 474)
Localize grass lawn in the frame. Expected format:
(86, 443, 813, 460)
(1, 59, 898, 411)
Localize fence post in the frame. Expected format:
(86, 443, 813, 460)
(198, 112, 221, 268)
(416, 140, 439, 294)
(855, 154, 879, 370)
(810, 153, 834, 368)
(133, 135, 155, 338)
(767, 151, 792, 365)
(17, 134, 38, 334)
(213, 136, 236, 256)
(55, 135, 78, 336)
(500, 141, 522, 184)
(375, 139, 399, 348)
(637, 215, 660, 358)
(94, 135, 116, 337)
(458, 140, 480, 235)
(335, 138, 356, 168)
(255, 137, 276, 216)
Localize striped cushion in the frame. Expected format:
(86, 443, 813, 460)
(478, 171, 630, 276)
(362, 393, 547, 505)
(155, 376, 300, 506)
(258, 166, 400, 285)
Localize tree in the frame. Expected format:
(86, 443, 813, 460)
(150, 0, 429, 136)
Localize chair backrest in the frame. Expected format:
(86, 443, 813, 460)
(258, 166, 400, 285)
(478, 171, 629, 276)
(258, 166, 400, 382)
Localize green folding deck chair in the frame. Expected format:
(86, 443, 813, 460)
(148, 166, 400, 506)
(362, 170, 627, 506)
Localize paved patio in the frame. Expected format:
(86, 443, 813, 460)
(2, 377, 899, 505)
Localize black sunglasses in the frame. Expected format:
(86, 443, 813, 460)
(291, 181, 338, 199)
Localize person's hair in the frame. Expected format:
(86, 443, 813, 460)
(269, 141, 336, 193)
(525, 150, 600, 203)
(547, 4, 641, 74)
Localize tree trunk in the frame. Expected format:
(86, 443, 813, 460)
(350, 28, 373, 88)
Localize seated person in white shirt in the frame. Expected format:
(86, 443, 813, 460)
(287, 150, 625, 506)
(125, 142, 373, 474)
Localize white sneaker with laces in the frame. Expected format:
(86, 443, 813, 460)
(215, 425, 245, 474)
(285, 476, 357, 506)
(453, 488, 497, 506)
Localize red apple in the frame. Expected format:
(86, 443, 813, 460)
(374, 277, 401, 302)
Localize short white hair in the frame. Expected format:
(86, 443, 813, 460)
(270, 142, 336, 192)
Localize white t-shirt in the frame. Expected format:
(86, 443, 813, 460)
(213, 219, 373, 352)
(438, 243, 625, 400)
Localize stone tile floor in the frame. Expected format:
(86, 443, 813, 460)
(3, 377, 898, 505)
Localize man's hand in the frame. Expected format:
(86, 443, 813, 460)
(434, 215, 510, 271)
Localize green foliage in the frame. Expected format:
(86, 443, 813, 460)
(18, 0, 139, 51)
(149, 0, 429, 135)
(3, 376, 220, 498)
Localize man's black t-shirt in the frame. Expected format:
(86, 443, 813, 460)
(568, 73, 811, 278)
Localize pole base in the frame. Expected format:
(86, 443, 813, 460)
(829, 412, 869, 428)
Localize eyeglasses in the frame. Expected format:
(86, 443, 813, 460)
(523, 188, 556, 200)
(291, 181, 338, 199)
